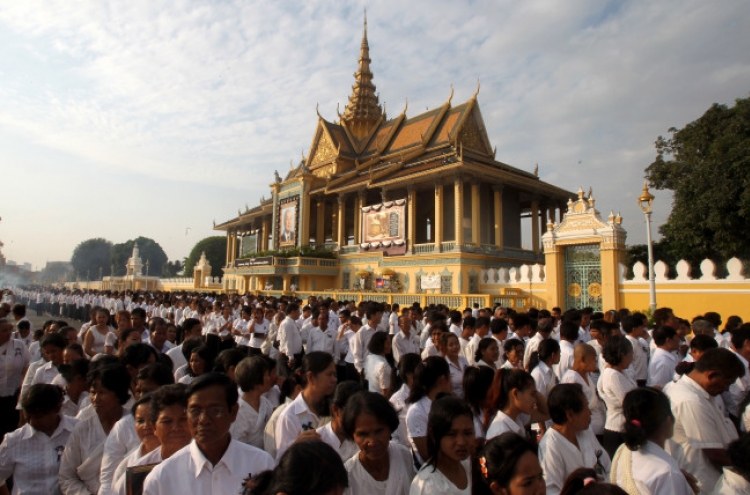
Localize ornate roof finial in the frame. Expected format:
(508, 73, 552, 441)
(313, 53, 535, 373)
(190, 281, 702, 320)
(534, 163, 539, 177)
(472, 79, 481, 100)
(446, 84, 454, 106)
(341, 10, 383, 140)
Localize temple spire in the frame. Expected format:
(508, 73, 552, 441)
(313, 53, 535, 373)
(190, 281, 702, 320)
(341, 10, 383, 141)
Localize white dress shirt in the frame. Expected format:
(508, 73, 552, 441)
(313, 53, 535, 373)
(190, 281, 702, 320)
(410, 458, 471, 495)
(553, 340, 576, 381)
(539, 427, 610, 495)
(278, 316, 302, 357)
(100, 414, 141, 495)
(392, 330, 420, 364)
(365, 354, 392, 394)
(647, 347, 680, 389)
(317, 422, 359, 461)
(711, 467, 750, 495)
(446, 356, 468, 399)
(307, 326, 336, 355)
(523, 333, 545, 370)
(143, 439, 274, 495)
(611, 441, 693, 495)
(665, 374, 739, 493)
(486, 410, 529, 440)
(0, 415, 77, 495)
(561, 370, 605, 436)
(274, 393, 325, 461)
(0, 339, 30, 397)
(345, 442, 415, 495)
(406, 396, 432, 465)
(229, 396, 274, 449)
(351, 325, 377, 373)
(531, 361, 557, 398)
(597, 367, 636, 433)
(626, 335, 649, 382)
(390, 384, 411, 448)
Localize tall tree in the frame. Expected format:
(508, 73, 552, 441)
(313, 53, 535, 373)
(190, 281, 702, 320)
(70, 238, 113, 279)
(110, 237, 168, 277)
(646, 95, 750, 261)
(183, 236, 227, 278)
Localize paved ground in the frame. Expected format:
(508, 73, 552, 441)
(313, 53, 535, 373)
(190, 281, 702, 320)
(25, 312, 86, 332)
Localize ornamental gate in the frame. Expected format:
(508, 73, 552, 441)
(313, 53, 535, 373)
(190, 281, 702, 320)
(564, 244, 603, 311)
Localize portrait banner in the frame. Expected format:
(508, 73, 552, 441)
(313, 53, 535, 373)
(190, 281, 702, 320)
(359, 199, 407, 255)
(277, 195, 299, 248)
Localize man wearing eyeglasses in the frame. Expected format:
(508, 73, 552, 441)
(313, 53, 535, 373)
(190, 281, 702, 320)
(143, 372, 274, 495)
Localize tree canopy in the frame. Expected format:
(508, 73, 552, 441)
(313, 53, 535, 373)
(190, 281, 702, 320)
(183, 236, 227, 278)
(71, 238, 113, 278)
(646, 95, 750, 262)
(110, 237, 168, 277)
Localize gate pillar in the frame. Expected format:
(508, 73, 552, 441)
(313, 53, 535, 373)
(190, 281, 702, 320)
(542, 188, 627, 311)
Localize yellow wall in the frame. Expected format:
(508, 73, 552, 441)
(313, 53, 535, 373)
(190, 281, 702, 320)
(620, 282, 750, 321)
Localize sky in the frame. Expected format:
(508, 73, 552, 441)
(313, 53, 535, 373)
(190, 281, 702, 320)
(1, 0, 749, 271)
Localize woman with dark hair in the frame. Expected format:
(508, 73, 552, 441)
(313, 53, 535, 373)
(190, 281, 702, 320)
(178, 345, 215, 385)
(610, 387, 693, 495)
(0, 384, 77, 494)
(244, 440, 348, 495)
(463, 365, 495, 444)
(485, 369, 549, 441)
(500, 339, 525, 371)
(390, 353, 421, 448)
(274, 351, 337, 460)
(474, 432, 545, 495)
(538, 384, 610, 495)
(410, 396, 474, 494)
(406, 356, 452, 464)
(114, 327, 143, 357)
(343, 391, 415, 494)
(475, 338, 500, 371)
(597, 335, 636, 458)
(110, 393, 160, 495)
(316, 380, 362, 460)
(560, 468, 627, 495)
(712, 433, 750, 494)
(365, 331, 393, 395)
(263, 372, 304, 458)
(441, 332, 468, 398)
(59, 364, 132, 494)
(530, 338, 560, 398)
(231, 356, 274, 448)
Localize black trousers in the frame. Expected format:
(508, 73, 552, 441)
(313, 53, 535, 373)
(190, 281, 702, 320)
(602, 429, 624, 459)
(0, 392, 20, 442)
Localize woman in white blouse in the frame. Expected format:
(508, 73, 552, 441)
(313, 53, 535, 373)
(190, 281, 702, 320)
(597, 335, 637, 458)
(365, 332, 392, 395)
(406, 356, 452, 464)
(410, 396, 475, 495)
(529, 339, 560, 398)
(390, 353, 421, 448)
(59, 364, 132, 495)
(713, 435, 750, 495)
(229, 356, 274, 448)
(474, 338, 499, 371)
(484, 369, 550, 441)
(441, 333, 468, 398)
(562, 343, 606, 440)
(275, 352, 338, 460)
(343, 391, 415, 494)
(316, 381, 361, 461)
(500, 339, 525, 370)
(0, 384, 78, 495)
(110, 394, 160, 495)
(611, 387, 695, 495)
(538, 384, 611, 495)
(463, 366, 495, 445)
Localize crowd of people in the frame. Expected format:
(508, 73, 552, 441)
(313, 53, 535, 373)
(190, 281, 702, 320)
(1, 286, 750, 495)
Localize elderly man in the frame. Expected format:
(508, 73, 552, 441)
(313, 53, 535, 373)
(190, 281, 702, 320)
(143, 373, 274, 494)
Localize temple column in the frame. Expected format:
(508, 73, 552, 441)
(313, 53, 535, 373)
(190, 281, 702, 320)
(316, 198, 325, 247)
(225, 231, 232, 265)
(434, 181, 444, 251)
(471, 181, 481, 244)
(337, 195, 346, 247)
(493, 185, 504, 250)
(531, 197, 540, 253)
(261, 218, 270, 251)
(299, 182, 311, 248)
(355, 191, 366, 244)
(454, 177, 465, 245)
(407, 186, 416, 253)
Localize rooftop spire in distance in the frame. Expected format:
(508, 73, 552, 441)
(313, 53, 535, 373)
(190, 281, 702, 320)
(341, 9, 383, 141)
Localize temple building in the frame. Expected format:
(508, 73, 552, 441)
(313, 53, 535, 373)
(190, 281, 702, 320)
(215, 17, 574, 295)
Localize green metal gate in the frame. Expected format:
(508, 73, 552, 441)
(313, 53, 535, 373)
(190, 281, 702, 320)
(564, 244, 602, 311)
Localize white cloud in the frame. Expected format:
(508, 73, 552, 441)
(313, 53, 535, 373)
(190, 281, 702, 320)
(0, 0, 748, 267)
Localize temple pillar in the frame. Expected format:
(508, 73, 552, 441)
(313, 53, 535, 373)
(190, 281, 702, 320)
(407, 186, 416, 253)
(454, 177, 464, 245)
(493, 185, 504, 250)
(261, 218, 270, 251)
(471, 181, 481, 244)
(299, 182, 311, 248)
(355, 191, 366, 244)
(316, 199, 325, 247)
(531, 198, 540, 253)
(337, 195, 346, 247)
(434, 181, 444, 251)
(225, 231, 232, 265)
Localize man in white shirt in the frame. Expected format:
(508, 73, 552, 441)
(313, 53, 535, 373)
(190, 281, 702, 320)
(350, 305, 382, 375)
(623, 315, 650, 386)
(465, 316, 491, 366)
(647, 325, 681, 389)
(278, 304, 303, 370)
(167, 319, 203, 373)
(665, 348, 744, 493)
(448, 311, 463, 339)
(143, 373, 274, 495)
(554, 322, 578, 381)
(388, 303, 400, 335)
(392, 314, 419, 364)
(307, 311, 335, 355)
(489, 318, 509, 368)
(723, 326, 750, 418)
(523, 317, 554, 370)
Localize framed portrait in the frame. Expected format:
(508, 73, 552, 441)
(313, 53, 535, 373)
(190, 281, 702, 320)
(277, 196, 299, 248)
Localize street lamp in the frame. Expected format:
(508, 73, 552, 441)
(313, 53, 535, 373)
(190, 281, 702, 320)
(638, 181, 656, 313)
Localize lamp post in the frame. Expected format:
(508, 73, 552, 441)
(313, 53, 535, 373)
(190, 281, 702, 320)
(638, 181, 656, 313)
(145, 260, 150, 292)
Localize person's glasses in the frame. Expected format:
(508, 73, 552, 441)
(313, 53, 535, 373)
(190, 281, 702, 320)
(187, 406, 228, 421)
